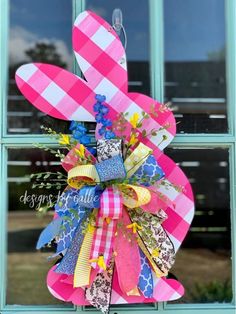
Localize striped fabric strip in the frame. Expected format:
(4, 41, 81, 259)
(73, 227, 95, 287)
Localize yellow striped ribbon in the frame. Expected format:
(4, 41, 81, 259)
(120, 184, 151, 208)
(68, 164, 100, 189)
(73, 224, 95, 288)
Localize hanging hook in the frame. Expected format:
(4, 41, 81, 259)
(112, 8, 127, 50)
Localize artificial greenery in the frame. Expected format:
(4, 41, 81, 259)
(191, 279, 232, 303)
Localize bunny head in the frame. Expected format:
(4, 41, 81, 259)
(15, 10, 194, 309)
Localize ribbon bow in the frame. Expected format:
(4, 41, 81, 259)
(65, 142, 154, 274)
(37, 140, 174, 301)
(66, 142, 153, 213)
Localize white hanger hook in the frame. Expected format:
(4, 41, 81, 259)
(112, 8, 127, 50)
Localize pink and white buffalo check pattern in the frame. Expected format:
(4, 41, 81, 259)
(15, 10, 195, 304)
(90, 216, 117, 271)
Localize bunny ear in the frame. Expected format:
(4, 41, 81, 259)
(15, 63, 96, 121)
(73, 11, 128, 93)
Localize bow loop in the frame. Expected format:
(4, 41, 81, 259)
(68, 164, 99, 189)
(121, 184, 151, 208)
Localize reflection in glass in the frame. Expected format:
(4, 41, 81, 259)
(164, 0, 227, 133)
(8, 0, 72, 134)
(7, 148, 70, 305)
(86, 0, 150, 94)
(165, 147, 232, 303)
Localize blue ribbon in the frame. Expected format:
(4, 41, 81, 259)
(77, 185, 103, 208)
(131, 154, 165, 186)
(95, 155, 126, 182)
(36, 216, 63, 250)
(138, 249, 154, 298)
(55, 208, 92, 275)
(55, 189, 87, 254)
(36, 186, 104, 253)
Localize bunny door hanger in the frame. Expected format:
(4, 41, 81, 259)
(15, 10, 194, 314)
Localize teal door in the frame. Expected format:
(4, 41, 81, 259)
(0, 0, 235, 313)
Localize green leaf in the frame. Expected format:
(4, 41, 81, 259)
(141, 129, 147, 137)
(63, 216, 72, 222)
(60, 225, 66, 231)
(69, 209, 79, 219)
(46, 183, 52, 189)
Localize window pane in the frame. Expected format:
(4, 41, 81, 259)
(164, 0, 227, 133)
(8, 0, 72, 134)
(165, 147, 232, 303)
(86, 0, 150, 94)
(7, 148, 71, 306)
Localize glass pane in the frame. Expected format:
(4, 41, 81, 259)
(164, 0, 227, 133)
(7, 148, 71, 305)
(165, 147, 232, 303)
(8, 0, 72, 134)
(86, 0, 150, 95)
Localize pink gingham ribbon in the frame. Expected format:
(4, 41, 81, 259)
(90, 186, 122, 270)
(90, 216, 117, 271)
(99, 186, 123, 219)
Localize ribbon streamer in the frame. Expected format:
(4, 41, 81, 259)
(90, 216, 117, 271)
(73, 223, 95, 287)
(130, 209, 175, 275)
(36, 216, 63, 250)
(54, 189, 88, 254)
(138, 249, 154, 298)
(85, 259, 115, 314)
(114, 209, 141, 293)
(55, 208, 92, 274)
